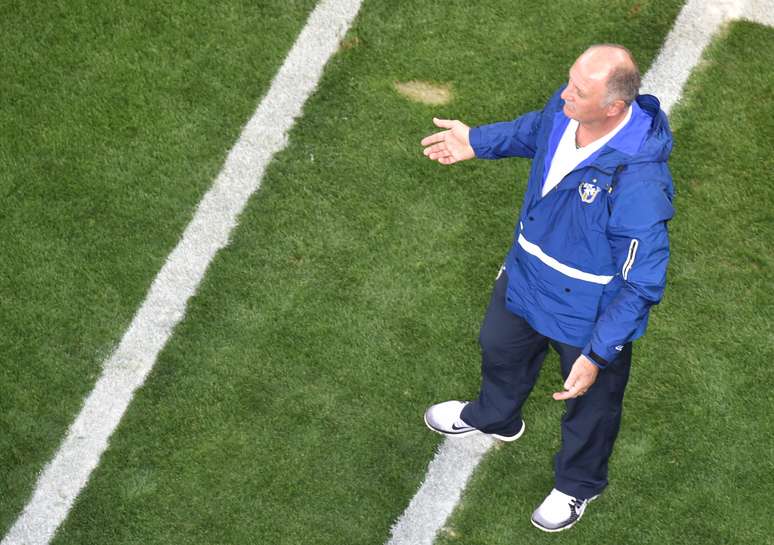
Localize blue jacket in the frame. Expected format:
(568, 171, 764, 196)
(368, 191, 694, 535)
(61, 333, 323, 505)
(469, 87, 674, 368)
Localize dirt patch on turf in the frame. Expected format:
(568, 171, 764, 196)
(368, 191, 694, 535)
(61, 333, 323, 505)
(341, 35, 360, 50)
(394, 80, 452, 105)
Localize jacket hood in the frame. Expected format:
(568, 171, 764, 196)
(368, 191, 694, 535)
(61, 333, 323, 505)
(592, 94, 673, 169)
(629, 94, 672, 161)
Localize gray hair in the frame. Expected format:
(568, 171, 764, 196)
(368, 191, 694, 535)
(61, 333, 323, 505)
(589, 44, 641, 106)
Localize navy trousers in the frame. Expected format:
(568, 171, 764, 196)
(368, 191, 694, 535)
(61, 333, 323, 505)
(460, 270, 632, 499)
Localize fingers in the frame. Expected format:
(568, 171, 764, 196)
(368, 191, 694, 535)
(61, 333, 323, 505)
(563, 370, 577, 391)
(422, 139, 455, 164)
(420, 118, 467, 165)
(423, 142, 446, 156)
(552, 355, 600, 400)
(427, 150, 456, 164)
(552, 388, 579, 401)
(552, 381, 588, 400)
(420, 130, 448, 147)
(553, 380, 582, 400)
(423, 142, 458, 164)
(552, 368, 590, 400)
(433, 117, 456, 129)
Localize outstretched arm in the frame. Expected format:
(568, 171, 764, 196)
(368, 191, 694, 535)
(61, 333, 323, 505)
(420, 117, 475, 165)
(422, 108, 547, 165)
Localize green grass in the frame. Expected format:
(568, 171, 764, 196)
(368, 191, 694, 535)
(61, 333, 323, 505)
(0, 0, 317, 534)
(434, 20, 774, 545)
(34, 1, 689, 544)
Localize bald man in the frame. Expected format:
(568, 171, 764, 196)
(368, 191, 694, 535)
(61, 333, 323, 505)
(421, 45, 674, 532)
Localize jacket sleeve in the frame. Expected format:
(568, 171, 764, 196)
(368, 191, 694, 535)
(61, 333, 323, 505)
(582, 166, 675, 368)
(469, 110, 543, 159)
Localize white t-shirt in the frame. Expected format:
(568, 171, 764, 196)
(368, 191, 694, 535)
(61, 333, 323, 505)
(541, 106, 632, 197)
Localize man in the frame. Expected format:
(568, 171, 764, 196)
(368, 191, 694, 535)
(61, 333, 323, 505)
(420, 44, 674, 532)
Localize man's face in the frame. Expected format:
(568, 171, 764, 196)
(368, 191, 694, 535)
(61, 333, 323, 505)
(560, 57, 610, 124)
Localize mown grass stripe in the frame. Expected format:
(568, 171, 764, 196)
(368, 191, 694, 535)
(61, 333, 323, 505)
(0, 1, 362, 543)
(385, 1, 774, 543)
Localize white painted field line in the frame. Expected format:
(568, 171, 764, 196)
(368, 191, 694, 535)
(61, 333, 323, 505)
(742, 0, 774, 27)
(1, 1, 362, 544)
(386, 2, 774, 544)
(641, 0, 773, 115)
(386, 435, 494, 545)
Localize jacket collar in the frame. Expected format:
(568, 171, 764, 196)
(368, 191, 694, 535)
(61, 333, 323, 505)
(544, 99, 649, 179)
(546, 93, 671, 177)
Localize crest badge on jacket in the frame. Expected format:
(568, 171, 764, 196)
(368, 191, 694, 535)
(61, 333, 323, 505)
(578, 182, 601, 203)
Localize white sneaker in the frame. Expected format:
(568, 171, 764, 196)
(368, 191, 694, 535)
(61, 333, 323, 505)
(530, 488, 600, 532)
(423, 400, 525, 442)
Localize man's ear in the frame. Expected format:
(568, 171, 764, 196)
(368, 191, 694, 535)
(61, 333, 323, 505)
(606, 99, 627, 117)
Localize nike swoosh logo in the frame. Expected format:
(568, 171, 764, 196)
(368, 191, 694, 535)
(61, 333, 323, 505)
(451, 423, 472, 431)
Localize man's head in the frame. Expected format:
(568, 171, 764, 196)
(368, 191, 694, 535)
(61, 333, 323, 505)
(561, 44, 641, 125)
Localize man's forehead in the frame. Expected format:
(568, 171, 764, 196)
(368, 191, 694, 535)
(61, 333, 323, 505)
(570, 56, 611, 90)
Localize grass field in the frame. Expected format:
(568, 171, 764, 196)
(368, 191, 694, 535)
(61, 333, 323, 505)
(2, 1, 772, 544)
(0, 0, 318, 535)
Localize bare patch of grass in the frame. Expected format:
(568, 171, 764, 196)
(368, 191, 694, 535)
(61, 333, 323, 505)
(394, 80, 453, 105)
(341, 34, 360, 50)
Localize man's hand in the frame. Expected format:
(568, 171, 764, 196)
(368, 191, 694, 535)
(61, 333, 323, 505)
(420, 118, 475, 165)
(553, 355, 600, 400)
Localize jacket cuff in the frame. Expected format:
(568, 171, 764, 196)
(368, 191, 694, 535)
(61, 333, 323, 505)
(582, 345, 609, 369)
(469, 126, 485, 158)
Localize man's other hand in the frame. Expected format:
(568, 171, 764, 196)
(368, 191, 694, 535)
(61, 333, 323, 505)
(553, 355, 600, 400)
(420, 118, 475, 165)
